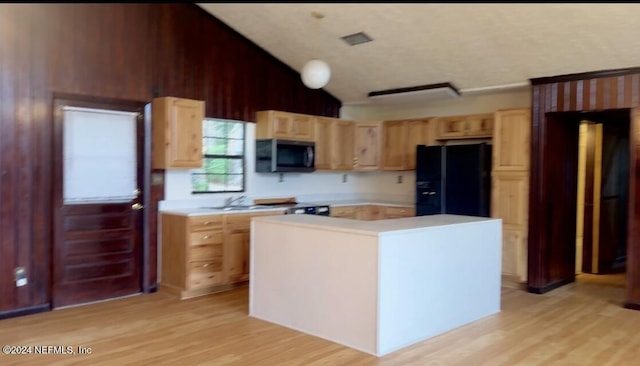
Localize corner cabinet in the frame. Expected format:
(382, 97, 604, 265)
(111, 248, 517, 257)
(381, 118, 433, 171)
(151, 97, 205, 169)
(315, 117, 354, 171)
(255, 110, 315, 141)
(159, 211, 283, 299)
(160, 213, 224, 299)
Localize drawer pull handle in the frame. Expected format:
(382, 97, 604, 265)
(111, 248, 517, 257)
(203, 221, 212, 225)
(203, 263, 209, 268)
(202, 235, 211, 239)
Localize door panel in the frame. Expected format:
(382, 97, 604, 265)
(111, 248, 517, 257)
(597, 119, 629, 273)
(540, 113, 580, 288)
(53, 98, 144, 308)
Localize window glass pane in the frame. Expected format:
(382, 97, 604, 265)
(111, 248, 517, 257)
(192, 174, 208, 192)
(227, 175, 243, 191)
(204, 137, 228, 155)
(227, 139, 244, 155)
(228, 122, 244, 139)
(229, 159, 243, 174)
(193, 118, 246, 193)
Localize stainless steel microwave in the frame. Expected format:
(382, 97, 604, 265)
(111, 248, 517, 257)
(255, 139, 315, 173)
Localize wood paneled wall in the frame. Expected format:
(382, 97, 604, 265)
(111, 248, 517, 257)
(0, 4, 341, 316)
(530, 68, 640, 309)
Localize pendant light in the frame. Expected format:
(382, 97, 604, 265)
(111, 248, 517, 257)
(301, 11, 331, 89)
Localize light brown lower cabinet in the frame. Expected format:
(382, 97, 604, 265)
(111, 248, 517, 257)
(330, 205, 415, 220)
(160, 211, 282, 299)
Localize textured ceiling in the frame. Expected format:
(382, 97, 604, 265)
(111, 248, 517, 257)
(197, 3, 640, 106)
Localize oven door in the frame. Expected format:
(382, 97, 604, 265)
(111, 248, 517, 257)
(275, 140, 315, 172)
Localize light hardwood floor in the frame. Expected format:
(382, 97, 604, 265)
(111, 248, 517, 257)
(1, 275, 639, 366)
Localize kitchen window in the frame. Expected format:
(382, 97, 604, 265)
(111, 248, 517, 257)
(191, 118, 245, 193)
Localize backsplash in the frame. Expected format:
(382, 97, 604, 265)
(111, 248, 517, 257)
(159, 123, 414, 210)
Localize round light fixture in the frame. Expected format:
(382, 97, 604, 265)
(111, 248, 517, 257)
(301, 59, 331, 89)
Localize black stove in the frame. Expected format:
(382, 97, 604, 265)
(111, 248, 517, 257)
(261, 202, 330, 216)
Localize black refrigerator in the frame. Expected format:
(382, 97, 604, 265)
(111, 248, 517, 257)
(415, 143, 492, 217)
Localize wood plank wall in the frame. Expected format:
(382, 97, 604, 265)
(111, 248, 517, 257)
(0, 4, 341, 315)
(530, 68, 640, 309)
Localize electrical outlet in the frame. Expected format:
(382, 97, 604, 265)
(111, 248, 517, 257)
(15, 267, 27, 287)
(342, 174, 348, 183)
(397, 175, 403, 184)
(279, 173, 284, 183)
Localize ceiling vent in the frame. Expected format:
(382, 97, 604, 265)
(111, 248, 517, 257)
(368, 82, 460, 103)
(341, 32, 373, 46)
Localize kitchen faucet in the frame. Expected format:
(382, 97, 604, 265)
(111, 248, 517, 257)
(224, 195, 246, 207)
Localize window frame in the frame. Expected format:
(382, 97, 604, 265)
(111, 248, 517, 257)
(191, 117, 246, 194)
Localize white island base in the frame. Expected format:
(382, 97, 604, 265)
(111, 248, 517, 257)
(249, 214, 502, 357)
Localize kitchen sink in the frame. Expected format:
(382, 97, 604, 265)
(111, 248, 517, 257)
(199, 205, 272, 211)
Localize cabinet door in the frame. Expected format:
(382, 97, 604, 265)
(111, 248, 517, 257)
(501, 228, 527, 282)
(381, 206, 415, 219)
(406, 120, 430, 170)
(381, 121, 408, 171)
(491, 171, 529, 229)
(330, 206, 356, 218)
(355, 205, 380, 220)
(332, 120, 354, 170)
(314, 117, 333, 170)
(493, 108, 531, 171)
(152, 97, 204, 169)
(465, 114, 494, 138)
(224, 229, 250, 283)
(435, 116, 466, 140)
(269, 111, 292, 139)
(291, 114, 315, 141)
(353, 122, 381, 171)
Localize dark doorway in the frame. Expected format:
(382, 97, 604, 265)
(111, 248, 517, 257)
(528, 109, 630, 293)
(52, 95, 146, 308)
(579, 110, 629, 274)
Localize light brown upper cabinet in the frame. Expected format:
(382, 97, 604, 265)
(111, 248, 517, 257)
(434, 113, 493, 140)
(255, 110, 315, 141)
(314, 117, 354, 171)
(314, 117, 333, 170)
(353, 122, 382, 171)
(381, 118, 432, 170)
(381, 120, 407, 170)
(492, 108, 531, 171)
(152, 96, 205, 169)
(332, 119, 355, 170)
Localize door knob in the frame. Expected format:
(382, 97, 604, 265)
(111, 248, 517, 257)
(132, 203, 144, 210)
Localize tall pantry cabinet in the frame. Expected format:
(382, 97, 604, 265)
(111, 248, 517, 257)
(491, 108, 531, 283)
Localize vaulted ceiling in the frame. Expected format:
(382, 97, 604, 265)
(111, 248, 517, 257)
(198, 3, 640, 106)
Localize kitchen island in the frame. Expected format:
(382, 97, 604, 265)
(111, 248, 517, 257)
(249, 214, 502, 357)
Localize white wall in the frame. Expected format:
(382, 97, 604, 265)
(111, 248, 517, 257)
(160, 90, 531, 209)
(161, 123, 398, 209)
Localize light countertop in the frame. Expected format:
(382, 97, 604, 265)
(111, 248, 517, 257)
(252, 213, 500, 236)
(160, 199, 415, 217)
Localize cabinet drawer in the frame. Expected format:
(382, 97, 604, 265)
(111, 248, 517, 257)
(188, 261, 223, 288)
(189, 230, 223, 246)
(189, 216, 223, 232)
(190, 244, 222, 261)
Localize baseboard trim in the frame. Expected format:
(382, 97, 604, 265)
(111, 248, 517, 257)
(0, 304, 50, 320)
(623, 301, 640, 311)
(527, 277, 575, 294)
(502, 275, 526, 290)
